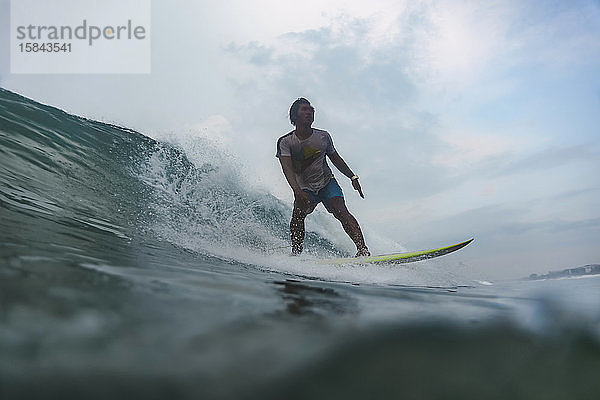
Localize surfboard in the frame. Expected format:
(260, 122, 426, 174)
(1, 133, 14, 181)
(316, 238, 474, 265)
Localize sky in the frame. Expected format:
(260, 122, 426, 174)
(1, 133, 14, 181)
(1, 0, 599, 278)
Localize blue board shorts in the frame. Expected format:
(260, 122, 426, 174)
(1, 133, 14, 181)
(304, 177, 343, 213)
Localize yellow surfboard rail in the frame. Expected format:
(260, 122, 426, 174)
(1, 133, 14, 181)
(316, 238, 474, 265)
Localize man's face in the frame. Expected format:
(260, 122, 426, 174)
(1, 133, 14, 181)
(296, 103, 315, 126)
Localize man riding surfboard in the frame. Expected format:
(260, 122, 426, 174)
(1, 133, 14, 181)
(276, 98, 370, 257)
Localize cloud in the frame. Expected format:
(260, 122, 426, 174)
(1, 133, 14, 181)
(492, 144, 598, 177)
(493, 216, 600, 237)
(400, 201, 600, 249)
(511, 1, 600, 70)
(550, 186, 600, 202)
(435, 142, 599, 181)
(225, 12, 422, 106)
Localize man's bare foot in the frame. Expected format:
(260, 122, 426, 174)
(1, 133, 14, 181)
(355, 247, 370, 257)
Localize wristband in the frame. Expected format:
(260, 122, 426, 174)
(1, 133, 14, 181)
(350, 175, 359, 181)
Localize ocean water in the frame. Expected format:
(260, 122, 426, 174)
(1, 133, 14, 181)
(1, 87, 599, 399)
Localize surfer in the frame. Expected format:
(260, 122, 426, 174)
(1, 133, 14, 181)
(276, 97, 370, 257)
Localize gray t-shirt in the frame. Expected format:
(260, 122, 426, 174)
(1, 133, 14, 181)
(276, 128, 336, 192)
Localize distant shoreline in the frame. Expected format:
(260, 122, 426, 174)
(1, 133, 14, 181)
(528, 264, 600, 280)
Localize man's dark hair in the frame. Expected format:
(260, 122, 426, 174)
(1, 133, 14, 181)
(289, 97, 311, 126)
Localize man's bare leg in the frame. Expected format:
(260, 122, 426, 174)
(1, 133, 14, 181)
(328, 197, 370, 256)
(290, 206, 307, 255)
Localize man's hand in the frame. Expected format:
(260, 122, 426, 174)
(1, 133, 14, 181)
(352, 178, 364, 198)
(328, 152, 365, 199)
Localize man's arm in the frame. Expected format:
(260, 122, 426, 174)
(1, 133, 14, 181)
(279, 156, 312, 206)
(328, 152, 365, 198)
(328, 151, 355, 178)
(278, 156, 302, 194)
